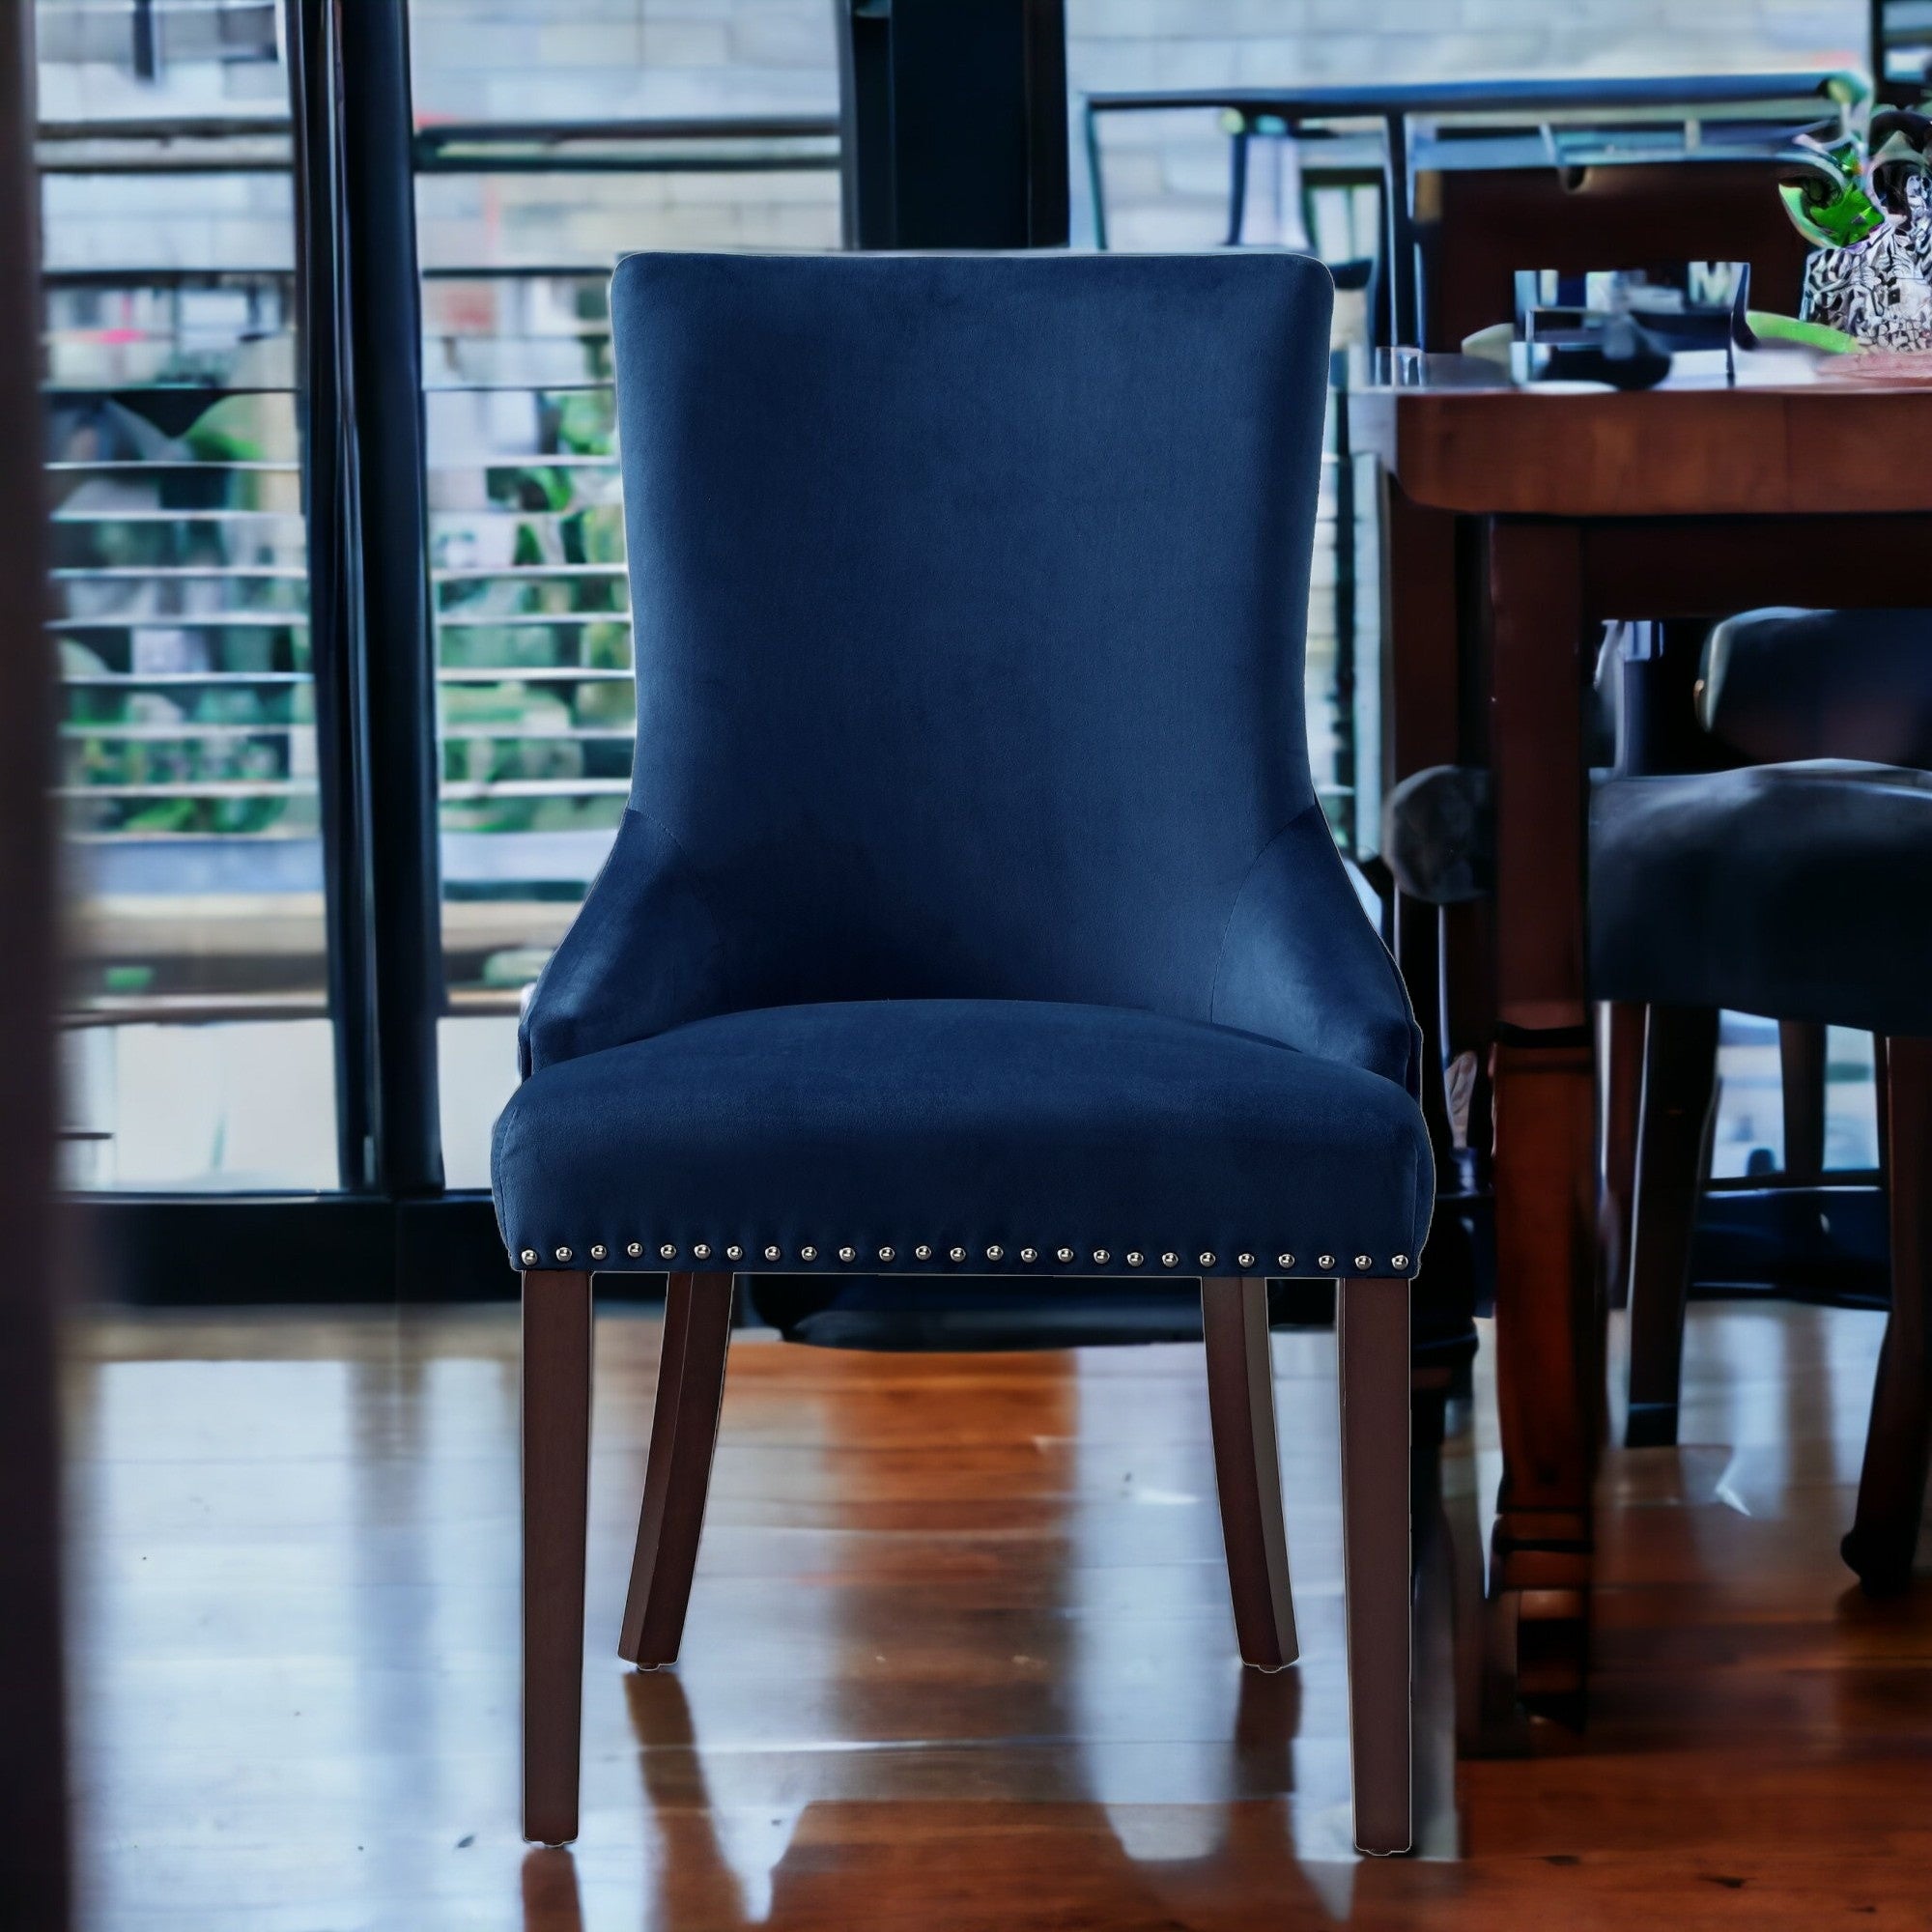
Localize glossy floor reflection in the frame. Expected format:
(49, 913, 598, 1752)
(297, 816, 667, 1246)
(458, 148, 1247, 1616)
(65, 1300, 1929, 1930)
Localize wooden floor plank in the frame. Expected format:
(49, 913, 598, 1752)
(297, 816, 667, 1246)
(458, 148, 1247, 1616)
(63, 1300, 1932, 1930)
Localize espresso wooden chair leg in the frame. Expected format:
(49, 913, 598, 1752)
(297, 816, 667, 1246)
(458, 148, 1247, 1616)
(523, 1267, 595, 1845)
(1602, 1001, 1647, 1307)
(619, 1272, 735, 1668)
(1339, 1274, 1412, 1857)
(1202, 1276, 1297, 1671)
(1778, 1018, 1828, 1183)
(1844, 1037, 1932, 1594)
(1625, 1004, 1720, 1449)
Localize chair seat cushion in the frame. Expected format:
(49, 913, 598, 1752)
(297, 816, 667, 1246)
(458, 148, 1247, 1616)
(492, 998, 1433, 1279)
(1590, 760, 1932, 1033)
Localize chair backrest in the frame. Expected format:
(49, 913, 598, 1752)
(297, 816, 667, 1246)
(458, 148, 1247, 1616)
(525, 250, 1345, 1068)
(1416, 158, 1813, 350)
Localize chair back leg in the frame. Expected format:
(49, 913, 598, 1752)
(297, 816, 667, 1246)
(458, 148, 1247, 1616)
(1777, 1019, 1829, 1182)
(1339, 1274, 1412, 1857)
(1624, 1004, 1720, 1448)
(522, 1267, 595, 1845)
(1844, 1037, 1932, 1594)
(619, 1271, 735, 1667)
(1202, 1276, 1298, 1670)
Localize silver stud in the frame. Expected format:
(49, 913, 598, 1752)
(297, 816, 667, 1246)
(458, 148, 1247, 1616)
(1237, 1252, 1256, 1268)
(1160, 1252, 1179, 1268)
(1199, 1252, 1216, 1268)
(1126, 1251, 1144, 1266)
(1277, 1253, 1294, 1267)
(1056, 1246, 1075, 1263)
(520, 1248, 538, 1265)
(1392, 1254, 1410, 1270)
(985, 1244, 1005, 1262)
(915, 1244, 933, 1261)
(659, 1243, 677, 1260)
(763, 1244, 781, 1261)
(838, 1245, 857, 1262)
(800, 1245, 818, 1262)
(1317, 1253, 1336, 1270)
(692, 1243, 712, 1261)
(1092, 1248, 1110, 1264)
(589, 1244, 608, 1262)
(950, 1246, 967, 1262)
(725, 1244, 744, 1261)
(1354, 1254, 1374, 1270)
(627, 1241, 643, 1259)
(1019, 1246, 1038, 1263)
(878, 1245, 895, 1262)
(554, 1246, 573, 1263)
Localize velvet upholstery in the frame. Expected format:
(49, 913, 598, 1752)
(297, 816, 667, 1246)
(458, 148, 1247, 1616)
(1700, 606, 1932, 768)
(493, 250, 1431, 1278)
(1590, 760, 1932, 1035)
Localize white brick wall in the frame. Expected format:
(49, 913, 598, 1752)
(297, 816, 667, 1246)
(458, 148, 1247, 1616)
(36, 0, 1872, 262)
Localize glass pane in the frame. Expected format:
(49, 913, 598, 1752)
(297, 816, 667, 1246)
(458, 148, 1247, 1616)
(40, 16, 337, 1190)
(409, 14, 841, 1185)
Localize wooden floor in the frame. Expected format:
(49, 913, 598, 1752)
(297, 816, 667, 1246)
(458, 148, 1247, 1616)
(64, 1298, 1931, 1931)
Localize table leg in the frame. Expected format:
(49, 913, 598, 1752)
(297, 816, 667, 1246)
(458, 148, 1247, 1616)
(1483, 520, 1600, 1719)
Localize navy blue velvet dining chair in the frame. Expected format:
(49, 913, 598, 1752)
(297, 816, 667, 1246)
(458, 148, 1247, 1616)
(493, 250, 1434, 1855)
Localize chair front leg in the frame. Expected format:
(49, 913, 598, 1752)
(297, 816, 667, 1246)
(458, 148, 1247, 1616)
(1202, 1276, 1297, 1671)
(523, 1267, 595, 1845)
(619, 1271, 735, 1667)
(1845, 1036, 1932, 1594)
(1339, 1274, 1412, 1858)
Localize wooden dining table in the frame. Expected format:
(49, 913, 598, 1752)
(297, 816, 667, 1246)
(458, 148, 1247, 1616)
(1354, 353, 1932, 1721)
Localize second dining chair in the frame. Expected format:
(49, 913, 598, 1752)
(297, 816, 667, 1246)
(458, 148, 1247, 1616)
(493, 249, 1433, 1856)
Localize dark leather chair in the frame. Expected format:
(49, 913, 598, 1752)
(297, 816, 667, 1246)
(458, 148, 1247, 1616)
(496, 251, 1434, 1853)
(1386, 753, 1932, 1595)
(1694, 605, 1932, 1179)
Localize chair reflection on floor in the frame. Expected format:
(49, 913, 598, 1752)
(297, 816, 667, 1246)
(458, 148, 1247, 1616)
(516, 1348, 1480, 1931)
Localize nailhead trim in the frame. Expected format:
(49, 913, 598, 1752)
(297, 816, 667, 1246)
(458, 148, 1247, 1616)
(519, 1239, 1407, 1273)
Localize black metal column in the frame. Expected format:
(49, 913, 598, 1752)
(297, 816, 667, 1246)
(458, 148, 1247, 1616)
(837, 0, 1068, 249)
(287, 0, 444, 1198)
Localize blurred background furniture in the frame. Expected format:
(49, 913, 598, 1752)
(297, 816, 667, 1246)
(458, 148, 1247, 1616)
(1589, 762, 1932, 1592)
(1360, 362, 1932, 1712)
(502, 251, 1432, 1854)
(1083, 72, 1861, 345)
